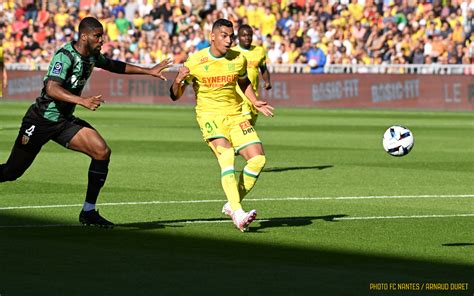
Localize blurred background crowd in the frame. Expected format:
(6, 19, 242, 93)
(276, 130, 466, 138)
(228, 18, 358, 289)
(1, 0, 473, 70)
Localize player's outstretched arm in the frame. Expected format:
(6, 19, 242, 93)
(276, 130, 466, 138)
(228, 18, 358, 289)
(238, 77, 274, 117)
(45, 80, 104, 111)
(169, 66, 190, 101)
(102, 58, 173, 80)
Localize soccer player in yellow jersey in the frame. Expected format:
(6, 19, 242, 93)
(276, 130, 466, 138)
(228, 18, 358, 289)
(169, 19, 274, 232)
(232, 25, 272, 126)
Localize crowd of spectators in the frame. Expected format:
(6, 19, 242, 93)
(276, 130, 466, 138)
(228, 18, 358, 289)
(2, 0, 473, 73)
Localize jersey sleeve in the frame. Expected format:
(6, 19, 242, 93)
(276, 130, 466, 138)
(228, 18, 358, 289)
(95, 53, 109, 69)
(46, 52, 73, 83)
(94, 54, 127, 73)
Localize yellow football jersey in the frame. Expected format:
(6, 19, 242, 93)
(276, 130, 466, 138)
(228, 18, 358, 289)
(184, 48, 248, 116)
(232, 45, 267, 120)
(231, 45, 267, 95)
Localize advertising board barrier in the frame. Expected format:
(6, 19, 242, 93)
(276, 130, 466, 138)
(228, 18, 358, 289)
(3, 70, 473, 110)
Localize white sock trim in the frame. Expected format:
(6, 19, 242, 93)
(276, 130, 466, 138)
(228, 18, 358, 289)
(243, 167, 259, 177)
(221, 166, 235, 173)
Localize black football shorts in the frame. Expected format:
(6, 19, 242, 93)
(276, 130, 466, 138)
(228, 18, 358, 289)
(14, 104, 93, 153)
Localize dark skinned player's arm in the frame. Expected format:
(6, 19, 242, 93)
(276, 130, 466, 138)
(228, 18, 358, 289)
(45, 80, 88, 105)
(101, 58, 171, 79)
(45, 60, 144, 106)
(46, 80, 102, 111)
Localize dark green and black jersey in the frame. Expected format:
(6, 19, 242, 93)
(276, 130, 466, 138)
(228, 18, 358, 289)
(35, 42, 109, 122)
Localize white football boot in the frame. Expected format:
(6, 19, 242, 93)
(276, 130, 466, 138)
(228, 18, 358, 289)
(221, 202, 233, 217)
(232, 209, 257, 232)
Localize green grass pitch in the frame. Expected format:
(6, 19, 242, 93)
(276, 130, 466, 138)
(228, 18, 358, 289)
(0, 101, 473, 295)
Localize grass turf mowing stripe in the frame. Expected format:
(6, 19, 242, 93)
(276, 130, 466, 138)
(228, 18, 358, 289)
(0, 194, 472, 210)
(0, 213, 472, 228)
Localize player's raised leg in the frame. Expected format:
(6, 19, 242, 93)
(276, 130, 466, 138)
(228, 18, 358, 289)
(68, 126, 113, 228)
(0, 143, 39, 182)
(209, 138, 241, 212)
(210, 138, 257, 232)
(223, 142, 266, 217)
(1, 115, 50, 182)
(238, 143, 266, 200)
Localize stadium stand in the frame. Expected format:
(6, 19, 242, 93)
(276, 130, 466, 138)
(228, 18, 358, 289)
(2, 0, 473, 73)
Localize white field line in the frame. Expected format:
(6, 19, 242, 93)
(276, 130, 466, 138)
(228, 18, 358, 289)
(0, 194, 473, 211)
(0, 213, 473, 229)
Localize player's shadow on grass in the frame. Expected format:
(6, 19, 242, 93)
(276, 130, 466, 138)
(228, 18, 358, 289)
(252, 214, 347, 232)
(119, 214, 347, 231)
(119, 221, 168, 229)
(442, 243, 474, 247)
(262, 165, 333, 173)
(120, 217, 228, 230)
(119, 215, 347, 231)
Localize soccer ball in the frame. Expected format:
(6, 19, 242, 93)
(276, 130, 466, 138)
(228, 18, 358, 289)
(382, 125, 414, 157)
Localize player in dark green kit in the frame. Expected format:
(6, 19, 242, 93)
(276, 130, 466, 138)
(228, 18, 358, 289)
(0, 17, 171, 228)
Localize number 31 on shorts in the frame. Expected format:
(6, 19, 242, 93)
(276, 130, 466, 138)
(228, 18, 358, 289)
(205, 121, 218, 133)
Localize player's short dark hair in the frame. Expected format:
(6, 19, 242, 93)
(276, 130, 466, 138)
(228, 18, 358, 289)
(212, 18, 233, 31)
(79, 17, 103, 34)
(238, 24, 253, 34)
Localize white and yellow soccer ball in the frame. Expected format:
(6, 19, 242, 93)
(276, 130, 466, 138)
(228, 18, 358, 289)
(382, 125, 414, 157)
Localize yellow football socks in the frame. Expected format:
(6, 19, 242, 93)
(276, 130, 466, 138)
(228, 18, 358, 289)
(216, 146, 242, 211)
(238, 155, 266, 200)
